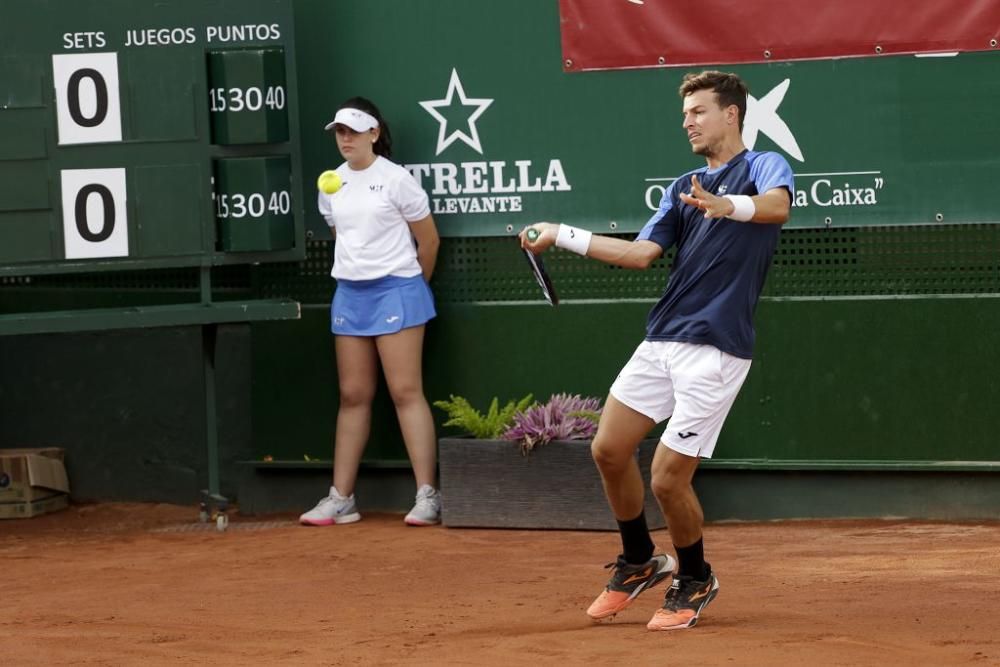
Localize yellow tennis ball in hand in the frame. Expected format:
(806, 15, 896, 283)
(317, 170, 342, 194)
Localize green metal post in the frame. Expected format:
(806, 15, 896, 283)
(200, 266, 221, 499)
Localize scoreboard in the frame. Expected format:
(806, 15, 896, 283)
(0, 0, 304, 277)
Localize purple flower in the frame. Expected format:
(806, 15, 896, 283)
(502, 393, 603, 454)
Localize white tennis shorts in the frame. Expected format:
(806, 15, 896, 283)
(609, 341, 752, 458)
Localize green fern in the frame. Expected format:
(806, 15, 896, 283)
(433, 393, 534, 439)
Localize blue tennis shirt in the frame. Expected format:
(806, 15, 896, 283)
(637, 149, 795, 359)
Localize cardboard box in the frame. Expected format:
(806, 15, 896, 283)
(0, 448, 70, 518)
(0, 493, 69, 519)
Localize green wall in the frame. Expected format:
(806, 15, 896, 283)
(0, 325, 252, 501)
(252, 292, 1000, 464)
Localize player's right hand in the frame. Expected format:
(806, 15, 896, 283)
(520, 222, 558, 254)
(679, 174, 734, 220)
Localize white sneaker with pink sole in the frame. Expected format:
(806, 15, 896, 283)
(299, 486, 361, 526)
(404, 485, 441, 526)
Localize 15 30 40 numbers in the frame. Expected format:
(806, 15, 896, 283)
(215, 190, 292, 219)
(208, 86, 286, 112)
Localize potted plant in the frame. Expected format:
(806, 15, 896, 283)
(435, 393, 665, 530)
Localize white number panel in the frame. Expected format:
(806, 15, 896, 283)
(61, 168, 129, 259)
(52, 52, 123, 145)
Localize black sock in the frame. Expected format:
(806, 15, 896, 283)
(674, 538, 709, 580)
(617, 511, 655, 565)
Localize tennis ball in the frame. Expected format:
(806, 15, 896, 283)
(317, 170, 342, 194)
(526, 227, 540, 241)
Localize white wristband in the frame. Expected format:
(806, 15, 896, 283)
(555, 224, 592, 255)
(723, 195, 756, 222)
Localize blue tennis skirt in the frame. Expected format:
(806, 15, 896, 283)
(331, 274, 436, 336)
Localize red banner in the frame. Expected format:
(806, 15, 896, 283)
(559, 0, 1000, 71)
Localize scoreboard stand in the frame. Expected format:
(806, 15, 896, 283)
(0, 0, 306, 507)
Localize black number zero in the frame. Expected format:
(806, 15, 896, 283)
(67, 68, 109, 128)
(74, 184, 115, 242)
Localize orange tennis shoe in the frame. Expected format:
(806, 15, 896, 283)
(646, 570, 719, 631)
(586, 553, 676, 620)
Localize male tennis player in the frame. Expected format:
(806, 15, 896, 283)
(522, 71, 793, 631)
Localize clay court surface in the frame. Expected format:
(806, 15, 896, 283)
(2, 504, 999, 666)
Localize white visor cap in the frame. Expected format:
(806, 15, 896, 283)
(324, 108, 379, 132)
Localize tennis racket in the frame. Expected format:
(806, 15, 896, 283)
(522, 228, 558, 306)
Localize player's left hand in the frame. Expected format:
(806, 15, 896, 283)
(520, 222, 558, 254)
(679, 174, 735, 220)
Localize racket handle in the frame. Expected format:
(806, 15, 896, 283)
(526, 227, 540, 242)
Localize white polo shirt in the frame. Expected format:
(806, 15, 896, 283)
(318, 156, 431, 281)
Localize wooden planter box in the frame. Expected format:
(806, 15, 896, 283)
(439, 437, 665, 530)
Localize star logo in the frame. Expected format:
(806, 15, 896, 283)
(743, 79, 804, 162)
(419, 69, 494, 156)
